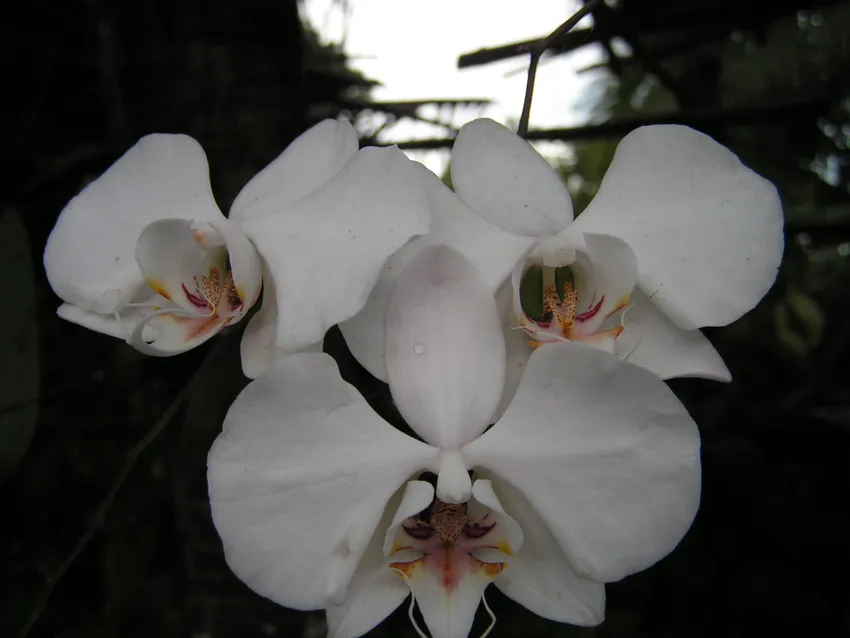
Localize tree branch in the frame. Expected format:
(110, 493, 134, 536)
(516, 0, 604, 138)
(383, 97, 830, 149)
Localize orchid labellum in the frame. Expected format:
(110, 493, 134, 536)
(340, 118, 784, 414)
(44, 119, 430, 376)
(208, 245, 701, 638)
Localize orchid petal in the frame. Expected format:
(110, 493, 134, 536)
(327, 484, 428, 638)
(239, 266, 277, 379)
(391, 553, 492, 638)
(464, 342, 701, 582)
(482, 474, 606, 626)
(230, 119, 359, 220)
(451, 118, 573, 237)
(128, 306, 228, 356)
(339, 163, 532, 382)
(385, 245, 506, 450)
(210, 220, 263, 311)
(615, 289, 731, 381)
(572, 125, 783, 329)
(570, 233, 638, 336)
(495, 280, 532, 421)
(382, 481, 438, 556)
(208, 352, 439, 611)
(469, 479, 523, 555)
(135, 219, 228, 313)
(238, 266, 325, 379)
(56, 302, 139, 340)
(240, 146, 431, 352)
(44, 134, 224, 315)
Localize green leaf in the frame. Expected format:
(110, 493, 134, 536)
(774, 292, 824, 355)
(0, 210, 39, 482)
(519, 265, 544, 322)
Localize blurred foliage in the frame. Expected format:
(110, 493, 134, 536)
(0, 210, 39, 482)
(1, 1, 850, 638)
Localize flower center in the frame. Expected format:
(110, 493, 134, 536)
(182, 264, 244, 317)
(518, 263, 623, 348)
(388, 497, 508, 587)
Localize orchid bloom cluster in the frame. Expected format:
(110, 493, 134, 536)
(45, 116, 783, 638)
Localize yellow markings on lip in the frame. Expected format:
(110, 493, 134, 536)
(388, 560, 419, 580)
(606, 295, 633, 318)
(145, 278, 171, 301)
(471, 557, 507, 577)
(582, 325, 624, 346)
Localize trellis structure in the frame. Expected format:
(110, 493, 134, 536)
(387, 0, 845, 148)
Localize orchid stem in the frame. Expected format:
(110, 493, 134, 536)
(15, 341, 226, 638)
(516, 0, 604, 139)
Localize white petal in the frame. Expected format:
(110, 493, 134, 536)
(385, 245, 506, 450)
(571, 233, 638, 336)
(410, 164, 534, 290)
(572, 125, 784, 329)
(615, 288, 731, 381)
(239, 267, 326, 379)
(482, 475, 606, 626)
(402, 557, 492, 638)
(127, 307, 231, 357)
(208, 352, 439, 610)
(339, 163, 533, 382)
(495, 279, 532, 421)
(56, 303, 132, 340)
(451, 118, 573, 237)
(230, 119, 359, 220)
(44, 134, 224, 314)
(327, 484, 423, 638)
(382, 481, 437, 555)
(463, 341, 701, 582)
(134, 219, 227, 313)
(210, 220, 263, 311)
(240, 146, 431, 351)
(470, 479, 524, 554)
(239, 268, 277, 379)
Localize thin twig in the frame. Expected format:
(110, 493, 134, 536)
(516, 0, 604, 138)
(16, 343, 225, 638)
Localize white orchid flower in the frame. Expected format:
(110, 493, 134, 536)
(43, 119, 430, 376)
(208, 245, 701, 638)
(340, 119, 783, 414)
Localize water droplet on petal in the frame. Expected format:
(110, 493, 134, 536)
(413, 342, 426, 355)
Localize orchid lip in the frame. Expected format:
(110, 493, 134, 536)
(383, 484, 521, 638)
(517, 254, 631, 350)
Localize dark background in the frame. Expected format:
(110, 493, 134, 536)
(1, 1, 849, 637)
